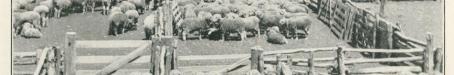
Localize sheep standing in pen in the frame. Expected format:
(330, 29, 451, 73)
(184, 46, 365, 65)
(182, 4, 197, 19)
(241, 16, 261, 37)
(119, 1, 136, 13)
(256, 10, 285, 32)
(281, 3, 309, 13)
(128, 0, 147, 14)
(14, 11, 41, 34)
(101, 0, 112, 15)
(125, 10, 140, 30)
(279, 15, 312, 39)
(107, 11, 130, 36)
(54, 0, 71, 18)
(33, 5, 50, 28)
(179, 11, 212, 41)
(210, 17, 247, 41)
(21, 22, 43, 38)
(143, 12, 157, 40)
(266, 26, 288, 44)
(39, 0, 56, 17)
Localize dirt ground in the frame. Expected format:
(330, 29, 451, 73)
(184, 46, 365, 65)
(13, 0, 444, 74)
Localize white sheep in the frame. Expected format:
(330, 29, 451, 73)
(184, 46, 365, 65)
(119, 1, 136, 13)
(21, 22, 43, 38)
(179, 12, 212, 41)
(110, 6, 122, 13)
(125, 10, 140, 30)
(241, 16, 261, 37)
(14, 11, 41, 34)
(127, 0, 146, 14)
(33, 5, 50, 27)
(108, 11, 130, 36)
(279, 15, 312, 39)
(54, 0, 72, 18)
(266, 26, 288, 44)
(101, 0, 112, 15)
(143, 13, 157, 40)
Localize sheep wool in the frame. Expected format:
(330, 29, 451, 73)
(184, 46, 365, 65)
(33, 5, 50, 13)
(125, 10, 140, 18)
(21, 22, 43, 38)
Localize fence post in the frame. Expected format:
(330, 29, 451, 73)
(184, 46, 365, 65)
(336, 46, 346, 75)
(423, 33, 434, 74)
(251, 46, 264, 73)
(434, 48, 443, 73)
(308, 51, 315, 75)
(64, 32, 76, 75)
(276, 54, 283, 75)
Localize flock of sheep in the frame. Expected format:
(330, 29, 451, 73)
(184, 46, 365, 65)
(13, 0, 313, 44)
(167, 0, 313, 44)
(12, 0, 155, 38)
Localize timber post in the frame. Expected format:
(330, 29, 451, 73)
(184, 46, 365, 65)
(336, 46, 346, 75)
(308, 51, 315, 75)
(423, 33, 434, 74)
(434, 48, 443, 73)
(64, 32, 76, 75)
(251, 46, 264, 73)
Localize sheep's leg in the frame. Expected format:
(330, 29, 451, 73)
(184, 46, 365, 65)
(240, 31, 247, 41)
(92, 1, 96, 13)
(181, 30, 187, 41)
(220, 31, 225, 41)
(198, 30, 203, 40)
(293, 29, 298, 40)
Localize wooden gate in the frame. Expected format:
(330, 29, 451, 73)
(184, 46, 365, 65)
(59, 32, 176, 75)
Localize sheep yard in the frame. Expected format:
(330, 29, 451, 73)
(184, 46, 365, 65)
(12, 0, 444, 75)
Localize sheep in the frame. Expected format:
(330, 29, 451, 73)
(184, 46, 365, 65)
(182, 4, 197, 19)
(256, 10, 285, 32)
(14, 0, 35, 10)
(224, 13, 239, 19)
(127, 0, 146, 14)
(14, 11, 41, 34)
(279, 15, 312, 39)
(107, 11, 130, 36)
(194, 3, 230, 16)
(33, 5, 50, 27)
(266, 26, 288, 44)
(125, 10, 140, 30)
(176, 0, 200, 6)
(281, 4, 309, 13)
(179, 12, 212, 41)
(110, 6, 122, 13)
(101, 0, 112, 15)
(143, 12, 157, 40)
(54, 0, 71, 18)
(119, 1, 136, 13)
(283, 12, 309, 18)
(241, 16, 261, 37)
(213, 17, 247, 41)
(21, 22, 43, 38)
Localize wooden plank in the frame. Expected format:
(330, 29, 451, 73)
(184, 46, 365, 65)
(77, 54, 249, 64)
(350, 66, 422, 74)
(263, 57, 336, 63)
(263, 47, 337, 55)
(33, 47, 50, 75)
(179, 54, 249, 61)
(65, 32, 77, 75)
(308, 51, 315, 75)
(14, 52, 37, 58)
(75, 40, 152, 48)
(394, 32, 427, 46)
(96, 42, 151, 75)
(215, 56, 250, 73)
(345, 56, 423, 64)
(76, 65, 228, 75)
(343, 48, 424, 53)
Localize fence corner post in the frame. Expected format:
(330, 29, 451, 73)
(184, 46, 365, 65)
(251, 46, 264, 73)
(423, 32, 434, 74)
(336, 46, 346, 75)
(64, 32, 76, 75)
